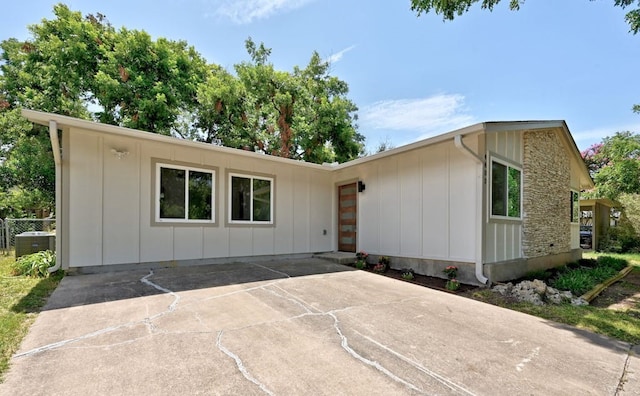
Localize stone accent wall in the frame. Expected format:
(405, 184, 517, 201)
(522, 130, 571, 258)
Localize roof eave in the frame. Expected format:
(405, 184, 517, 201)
(21, 109, 331, 171)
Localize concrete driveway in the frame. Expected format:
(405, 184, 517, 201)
(1, 258, 638, 395)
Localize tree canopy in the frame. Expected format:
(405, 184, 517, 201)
(581, 131, 640, 200)
(410, 0, 640, 34)
(0, 4, 363, 216)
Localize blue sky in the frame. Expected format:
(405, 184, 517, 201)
(1, 1, 638, 152)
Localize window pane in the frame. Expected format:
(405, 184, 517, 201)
(231, 176, 251, 221)
(253, 178, 272, 222)
(160, 168, 186, 219)
(507, 167, 521, 218)
(188, 171, 212, 220)
(491, 162, 507, 216)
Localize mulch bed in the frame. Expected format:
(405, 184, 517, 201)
(360, 267, 479, 294)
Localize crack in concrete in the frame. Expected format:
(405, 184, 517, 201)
(248, 262, 291, 279)
(13, 322, 139, 358)
(328, 311, 425, 394)
(515, 346, 541, 372)
(14, 270, 181, 358)
(615, 346, 633, 395)
(355, 330, 477, 395)
(216, 331, 275, 396)
(263, 284, 314, 314)
(140, 269, 180, 312)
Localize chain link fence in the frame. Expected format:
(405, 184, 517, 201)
(3, 218, 56, 252)
(0, 219, 6, 255)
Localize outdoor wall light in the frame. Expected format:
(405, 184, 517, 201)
(358, 180, 366, 192)
(110, 148, 129, 160)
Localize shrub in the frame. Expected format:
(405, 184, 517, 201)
(401, 268, 414, 280)
(599, 220, 640, 253)
(11, 250, 56, 278)
(597, 256, 628, 271)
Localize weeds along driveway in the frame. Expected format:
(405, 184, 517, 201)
(0, 258, 636, 395)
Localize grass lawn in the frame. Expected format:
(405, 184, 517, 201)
(466, 252, 640, 345)
(0, 253, 63, 383)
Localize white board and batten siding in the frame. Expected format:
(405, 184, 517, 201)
(334, 139, 478, 263)
(484, 131, 523, 264)
(64, 127, 333, 268)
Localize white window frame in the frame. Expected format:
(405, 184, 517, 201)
(489, 157, 523, 221)
(155, 162, 216, 224)
(228, 172, 274, 225)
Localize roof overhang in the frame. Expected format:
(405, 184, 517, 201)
(21, 110, 595, 188)
(580, 198, 620, 208)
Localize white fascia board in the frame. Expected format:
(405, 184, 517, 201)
(331, 122, 487, 170)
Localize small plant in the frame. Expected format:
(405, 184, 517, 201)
(401, 268, 414, 280)
(354, 251, 369, 269)
(374, 256, 390, 273)
(355, 251, 369, 262)
(11, 250, 56, 278)
(446, 279, 460, 291)
(443, 265, 458, 280)
(372, 263, 385, 273)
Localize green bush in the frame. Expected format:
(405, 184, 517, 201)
(551, 264, 621, 296)
(599, 220, 640, 253)
(596, 256, 628, 271)
(11, 250, 56, 278)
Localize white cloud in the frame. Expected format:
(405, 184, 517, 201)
(359, 94, 476, 144)
(325, 45, 356, 64)
(214, 0, 315, 24)
(572, 122, 640, 151)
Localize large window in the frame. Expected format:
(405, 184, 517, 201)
(491, 159, 522, 219)
(229, 173, 273, 224)
(570, 190, 580, 223)
(156, 163, 215, 223)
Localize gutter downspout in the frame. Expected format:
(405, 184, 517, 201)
(454, 135, 489, 285)
(48, 120, 61, 273)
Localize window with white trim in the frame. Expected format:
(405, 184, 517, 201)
(490, 159, 522, 219)
(156, 163, 215, 223)
(229, 173, 273, 224)
(570, 190, 580, 223)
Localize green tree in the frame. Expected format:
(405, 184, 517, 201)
(582, 132, 640, 200)
(197, 38, 364, 163)
(582, 132, 640, 252)
(94, 28, 208, 135)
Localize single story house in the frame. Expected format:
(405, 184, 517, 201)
(22, 109, 593, 285)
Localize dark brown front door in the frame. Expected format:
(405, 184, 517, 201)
(338, 183, 357, 252)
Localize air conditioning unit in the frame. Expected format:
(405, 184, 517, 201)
(15, 231, 56, 258)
